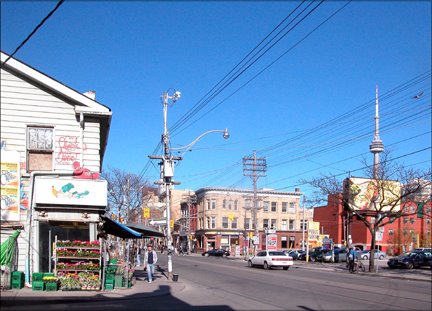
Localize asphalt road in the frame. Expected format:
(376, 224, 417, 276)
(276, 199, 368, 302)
(167, 255, 431, 310)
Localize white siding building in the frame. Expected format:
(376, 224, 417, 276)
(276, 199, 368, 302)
(1, 51, 112, 284)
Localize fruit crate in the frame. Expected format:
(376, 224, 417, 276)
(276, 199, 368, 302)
(46, 282, 59, 291)
(11, 272, 25, 289)
(32, 281, 45, 291)
(11, 280, 24, 289)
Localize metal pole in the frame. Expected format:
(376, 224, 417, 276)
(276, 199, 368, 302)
(302, 195, 306, 252)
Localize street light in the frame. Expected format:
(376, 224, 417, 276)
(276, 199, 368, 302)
(149, 89, 229, 281)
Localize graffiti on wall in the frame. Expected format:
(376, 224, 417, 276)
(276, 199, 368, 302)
(55, 136, 87, 164)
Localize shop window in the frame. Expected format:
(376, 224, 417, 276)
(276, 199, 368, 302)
(282, 202, 287, 213)
(27, 126, 53, 172)
(222, 217, 228, 228)
(271, 202, 277, 212)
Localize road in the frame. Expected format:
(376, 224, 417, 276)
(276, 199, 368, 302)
(2, 254, 430, 310)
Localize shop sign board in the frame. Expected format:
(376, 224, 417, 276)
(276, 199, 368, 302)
(267, 234, 277, 251)
(308, 221, 320, 241)
(34, 177, 107, 207)
(1, 150, 20, 221)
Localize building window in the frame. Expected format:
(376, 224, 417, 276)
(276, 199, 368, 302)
(210, 217, 216, 229)
(263, 201, 269, 212)
(206, 217, 210, 229)
(222, 217, 228, 228)
(410, 218, 415, 224)
(403, 217, 408, 224)
(206, 200, 211, 210)
(271, 219, 277, 229)
(426, 218, 431, 225)
(282, 202, 287, 213)
(388, 229, 394, 236)
(289, 219, 295, 231)
(233, 200, 238, 211)
(223, 200, 227, 209)
(245, 199, 252, 209)
(300, 220, 307, 231)
(271, 202, 277, 212)
(211, 200, 216, 210)
(281, 219, 287, 230)
(27, 126, 53, 172)
(228, 200, 233, 210)
(245, 218, 250, 230)
(231, 217, 238, 229)
(263, 219, 269, 229)
(289, 202, 295, 213)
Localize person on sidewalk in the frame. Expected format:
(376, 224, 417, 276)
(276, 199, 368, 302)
(144, 244, 158, 283)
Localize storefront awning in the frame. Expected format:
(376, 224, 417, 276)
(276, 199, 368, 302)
(100, 215, 143, 239)
(125, 223, 165, 238)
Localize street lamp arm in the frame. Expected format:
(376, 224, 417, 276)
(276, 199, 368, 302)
(170, 128, 229, 152)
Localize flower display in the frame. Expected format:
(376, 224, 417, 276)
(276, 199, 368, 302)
(56, 240, 100, 248)
(58, 272, 100, 291)
(56, 262, 100, 271)
(43, 276, 59, 283)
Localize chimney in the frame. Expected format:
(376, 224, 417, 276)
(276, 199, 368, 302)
(83, 90, 96, 100)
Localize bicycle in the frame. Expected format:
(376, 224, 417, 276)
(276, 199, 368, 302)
(349, 259, 366, 273)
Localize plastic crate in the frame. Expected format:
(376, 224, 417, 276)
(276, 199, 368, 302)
(11, 280, 24, 289)
(105, 273, 115, 280)
(106, 265, 117, 274)
(43, 273, 54, 278)
(114, 276, 124, 288)
(46, 282, 59, 291)
(11, 271, 24, 282)
(32, 273, 44, 282)
(32, 281, 45, 291)
(105, 283, 114, 290)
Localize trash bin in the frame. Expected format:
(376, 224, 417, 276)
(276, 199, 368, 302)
(172, 274, 179, 282)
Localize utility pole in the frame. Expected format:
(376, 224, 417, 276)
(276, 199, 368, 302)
(243, 151, 266, 254)
(302, 195, 306, 252)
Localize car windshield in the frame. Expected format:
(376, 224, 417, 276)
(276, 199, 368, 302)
(269, 251, 286, 256)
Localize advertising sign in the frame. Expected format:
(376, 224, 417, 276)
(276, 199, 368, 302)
(1, 151, 20, 221)
(343, 177, 401, 211)
(267, 234, 277, 251)
(308, 221, 320, 241)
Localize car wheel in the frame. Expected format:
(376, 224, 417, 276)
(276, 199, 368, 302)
(248, 260, 253, 268)
(310, 256, 316, 262)
(379, 255, 384, 260)
(205, 253, 209, 257)
(362, 255, 368, 260)
(283, 266, 289, 270)
(406, 262, 414, 269)
(263, 262, 269, 270)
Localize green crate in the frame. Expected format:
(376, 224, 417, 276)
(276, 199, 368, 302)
(32, 281, 45, 291)
(32, 273, 44, 282)
(43, 273, 54, 278)
(11, 271, 25, 281)
(105, 283, 114, 290)
(106, 265, 117, 274)
(105, 273, 115, 280)
(46, 282, 59, 291)
(11, 280, 24, 289)
(114, 276, 124, 288)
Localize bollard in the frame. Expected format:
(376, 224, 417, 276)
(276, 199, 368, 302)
(172, 274, 179, 282)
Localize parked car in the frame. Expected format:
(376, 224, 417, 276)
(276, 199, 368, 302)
(316, 249, 334, 263)
(297, 250, 307, 261)
(387, 251, 432, 269)
(283, 249, 304, 260)
(248, 250, 294, 270)
(308, 247, 323, 262)
(360, 250, 386, 260)
(202, 249, 230, 257)
(334, 248, 348, 262)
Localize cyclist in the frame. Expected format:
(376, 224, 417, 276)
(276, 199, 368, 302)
(347, 248, 357, 272)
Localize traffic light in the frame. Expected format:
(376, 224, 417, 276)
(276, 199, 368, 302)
(143, 207, 150, 219)
(170, 219, 174, 229)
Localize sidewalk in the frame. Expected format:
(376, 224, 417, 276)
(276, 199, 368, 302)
(0, 265, 185, 302)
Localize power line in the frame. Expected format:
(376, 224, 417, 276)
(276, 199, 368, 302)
(1, 0, 65, 67)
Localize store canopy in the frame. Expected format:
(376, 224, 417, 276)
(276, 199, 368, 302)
(125, 223, 165, 238)
(100, 215, 143, 239)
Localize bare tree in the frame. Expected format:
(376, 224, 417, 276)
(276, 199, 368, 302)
(302, 151, 431, 272)
(101, 167, 157, 223)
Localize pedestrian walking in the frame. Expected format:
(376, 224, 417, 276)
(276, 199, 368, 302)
(144, 244, 158, 283)
(136, 245, 141, 267)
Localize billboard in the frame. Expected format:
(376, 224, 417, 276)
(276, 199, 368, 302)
(343, 177, 401, 212)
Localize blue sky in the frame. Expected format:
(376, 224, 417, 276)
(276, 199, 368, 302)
(1, 1, 431, 200)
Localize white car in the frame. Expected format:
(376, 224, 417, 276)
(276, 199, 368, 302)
(248, 250, 294, 270)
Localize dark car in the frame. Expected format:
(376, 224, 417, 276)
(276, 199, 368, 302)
(387, 251, 432, 269)
(202, 249, 230, 257)
(308, 247, 323, 262)
(283, 250, 304, 260)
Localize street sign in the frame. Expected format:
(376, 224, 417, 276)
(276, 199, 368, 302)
(149, 219, 167, 225)
(252, 236, 259, 245)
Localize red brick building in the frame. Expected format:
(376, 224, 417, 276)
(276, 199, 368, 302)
(314, 194, 431, 255)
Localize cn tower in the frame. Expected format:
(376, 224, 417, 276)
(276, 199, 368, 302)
(369, 85, 384, 179)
